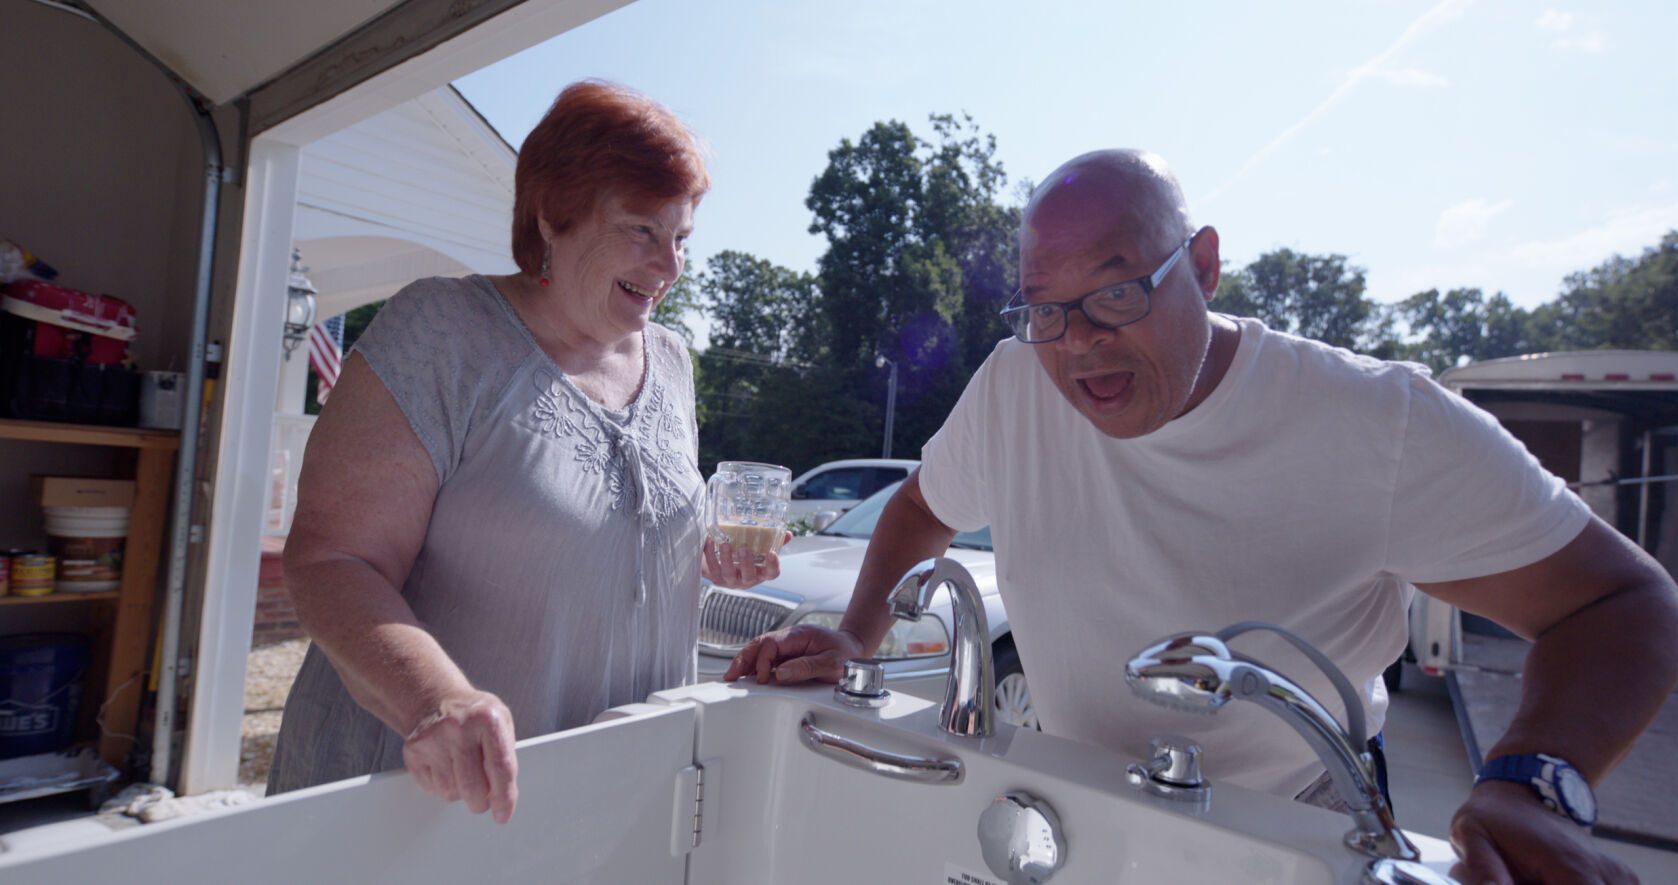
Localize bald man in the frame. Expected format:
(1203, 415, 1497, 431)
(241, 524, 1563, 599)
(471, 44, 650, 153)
(729, 150, 1676, 882)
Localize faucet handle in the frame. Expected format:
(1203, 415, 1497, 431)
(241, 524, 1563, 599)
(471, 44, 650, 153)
(1148, 734, 1206, 786)
(835, 658, 890, 708)
(1127, 735, 1211, 804)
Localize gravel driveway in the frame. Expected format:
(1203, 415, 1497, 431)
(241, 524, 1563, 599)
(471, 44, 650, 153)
(240, 639, 307, 790)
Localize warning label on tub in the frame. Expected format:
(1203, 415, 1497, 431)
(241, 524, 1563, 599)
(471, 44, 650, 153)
(943, 862, 1003, 885)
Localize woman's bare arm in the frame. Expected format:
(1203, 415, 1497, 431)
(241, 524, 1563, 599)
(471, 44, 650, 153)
(283, 352, 517, 821)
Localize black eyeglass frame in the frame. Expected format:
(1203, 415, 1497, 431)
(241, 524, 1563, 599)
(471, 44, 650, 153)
(1000, 236, 1194, 344)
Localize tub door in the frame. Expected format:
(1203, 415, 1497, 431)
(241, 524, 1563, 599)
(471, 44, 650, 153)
(0, 704, 699, 884)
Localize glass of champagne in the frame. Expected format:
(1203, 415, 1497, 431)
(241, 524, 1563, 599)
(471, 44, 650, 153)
(705, 461, 792, 561)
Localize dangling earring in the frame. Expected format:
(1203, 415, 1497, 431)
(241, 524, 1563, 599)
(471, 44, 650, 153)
(538, 241, 552, 289)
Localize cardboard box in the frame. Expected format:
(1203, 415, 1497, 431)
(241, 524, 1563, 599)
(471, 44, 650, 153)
(32, 476, 136, 509)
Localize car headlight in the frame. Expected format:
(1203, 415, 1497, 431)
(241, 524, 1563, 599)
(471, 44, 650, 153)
(796, 611, 949, 659)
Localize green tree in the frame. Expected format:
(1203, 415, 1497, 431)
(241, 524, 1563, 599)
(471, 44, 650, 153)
(922, 114, 1020, 373)
(806, 120, 949, 366)
(1529, 232, 1678, 352)
(1214, 249, 1383, 351)
(692, 251, 823, 468)
(1391, 288, 1532, 374)
(651, 274, 703, 347)
(801, 113, 1018, 464)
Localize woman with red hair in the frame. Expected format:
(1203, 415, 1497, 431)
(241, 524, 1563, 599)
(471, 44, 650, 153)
(268, 81, 779, 822)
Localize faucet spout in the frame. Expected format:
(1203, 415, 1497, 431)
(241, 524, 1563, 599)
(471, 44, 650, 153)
(1125, 627, 1419, 861)
(889, 557, 995, 738)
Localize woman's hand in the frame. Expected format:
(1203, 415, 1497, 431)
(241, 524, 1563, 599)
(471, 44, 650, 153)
(701, 533, 792, 589)
(401, 689, 520, 824)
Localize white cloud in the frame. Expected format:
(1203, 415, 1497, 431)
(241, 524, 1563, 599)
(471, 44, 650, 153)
(1535, 9, 1606, 51)
(1377, 67, 1449, 88)
(1435, 198, 1514, 247)
(1509, 204, 1678, 268)
(1555, 31, 1606, 52)
(1200, 0, 1474, 206)
(1375, 204, 1678, 307)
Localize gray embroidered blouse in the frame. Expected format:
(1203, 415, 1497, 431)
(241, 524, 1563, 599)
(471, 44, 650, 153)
(268, 275, 704, 793)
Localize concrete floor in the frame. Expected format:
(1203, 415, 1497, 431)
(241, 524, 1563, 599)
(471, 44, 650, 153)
(1383, 663, 1677, 882)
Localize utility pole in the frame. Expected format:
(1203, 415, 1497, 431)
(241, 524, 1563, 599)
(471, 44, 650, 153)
(876, 354, 898, 459)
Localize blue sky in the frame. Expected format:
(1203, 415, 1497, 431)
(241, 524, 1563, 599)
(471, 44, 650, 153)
(456, 0, 1677, 319)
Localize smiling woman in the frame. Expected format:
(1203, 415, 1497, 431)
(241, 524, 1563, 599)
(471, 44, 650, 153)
(268, 80, 786, 824)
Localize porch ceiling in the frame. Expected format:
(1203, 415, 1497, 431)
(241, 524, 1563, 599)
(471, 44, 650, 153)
(84, 0, 405, 105)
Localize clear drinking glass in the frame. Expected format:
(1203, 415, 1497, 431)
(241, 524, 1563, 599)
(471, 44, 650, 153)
(705, 461, 792, 559)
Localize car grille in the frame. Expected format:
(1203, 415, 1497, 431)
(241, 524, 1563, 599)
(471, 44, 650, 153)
(698, 588, 797, 651)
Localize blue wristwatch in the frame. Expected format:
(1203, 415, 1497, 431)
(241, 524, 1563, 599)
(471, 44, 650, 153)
(1475, 753, 1597, 826)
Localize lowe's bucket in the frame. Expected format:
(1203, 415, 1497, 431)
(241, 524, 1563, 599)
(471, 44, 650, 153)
(0, 633, 88, 759)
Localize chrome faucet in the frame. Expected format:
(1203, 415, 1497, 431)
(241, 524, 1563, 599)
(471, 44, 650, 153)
(888, 557, 995, 737)
(1124, 626, 1419, 861)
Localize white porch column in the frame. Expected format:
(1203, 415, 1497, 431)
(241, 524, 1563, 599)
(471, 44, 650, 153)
(274, 337, 312, 414)
(182, 136, 302, 793)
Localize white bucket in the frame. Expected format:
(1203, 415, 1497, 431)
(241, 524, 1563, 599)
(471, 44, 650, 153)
(43, 505, 130, 593)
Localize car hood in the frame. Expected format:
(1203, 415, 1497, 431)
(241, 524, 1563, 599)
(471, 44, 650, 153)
(752, 533, 999, 612)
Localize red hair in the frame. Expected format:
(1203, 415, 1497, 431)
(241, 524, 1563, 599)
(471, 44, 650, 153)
(511, 80, 710, 275)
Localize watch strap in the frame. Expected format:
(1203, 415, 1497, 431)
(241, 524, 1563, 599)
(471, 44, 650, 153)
(1476, 753, 1593, 826)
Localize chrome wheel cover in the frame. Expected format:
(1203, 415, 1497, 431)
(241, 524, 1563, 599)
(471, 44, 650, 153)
(995, 672, 1040, 730)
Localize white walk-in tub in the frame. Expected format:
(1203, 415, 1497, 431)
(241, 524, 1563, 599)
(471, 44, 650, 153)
(0, 681, 1456, 883)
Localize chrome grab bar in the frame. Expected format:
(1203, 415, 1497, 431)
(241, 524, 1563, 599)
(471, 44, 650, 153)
(798, 715, 964, 785)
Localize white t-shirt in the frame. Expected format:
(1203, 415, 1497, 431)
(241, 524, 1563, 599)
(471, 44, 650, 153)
(918, 316, 1591, 795)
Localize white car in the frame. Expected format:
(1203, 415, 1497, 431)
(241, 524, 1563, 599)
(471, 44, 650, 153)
(697, 480, 1038, 729)
(784, 458, 920, 521)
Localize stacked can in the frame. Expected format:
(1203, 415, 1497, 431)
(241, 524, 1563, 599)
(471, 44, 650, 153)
(8, 551, 55, 596)
(0, 548, 33, 596)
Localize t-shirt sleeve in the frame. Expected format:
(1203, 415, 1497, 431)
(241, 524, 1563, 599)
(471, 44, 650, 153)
(1383, 372, 1592, 583)
(917, 346, 1001, 533)
(349, 280, 490, 485)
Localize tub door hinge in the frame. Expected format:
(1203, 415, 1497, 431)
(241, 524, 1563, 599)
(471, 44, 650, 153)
(671, 762, 704, 855)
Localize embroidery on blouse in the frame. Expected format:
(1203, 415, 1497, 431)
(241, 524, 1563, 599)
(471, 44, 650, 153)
(531, 371, 627, 512)
(528, 355, 695, 525)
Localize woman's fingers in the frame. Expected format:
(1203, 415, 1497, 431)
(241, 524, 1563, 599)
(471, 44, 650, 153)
(452, 741, 491, 814)
(703, 538, 785, 590)
(402, 691, 519, 822)
(484, 724, 520, 824)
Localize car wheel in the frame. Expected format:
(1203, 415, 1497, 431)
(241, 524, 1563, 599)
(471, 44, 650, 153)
(993, 640, 1040, 731)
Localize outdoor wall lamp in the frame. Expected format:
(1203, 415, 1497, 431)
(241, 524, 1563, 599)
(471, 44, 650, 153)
(283, 249, 317, 360)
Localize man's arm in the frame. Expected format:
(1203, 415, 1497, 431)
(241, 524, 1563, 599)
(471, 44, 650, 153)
(725, 470, 958, 683)
(1416, 516, 1678, 883)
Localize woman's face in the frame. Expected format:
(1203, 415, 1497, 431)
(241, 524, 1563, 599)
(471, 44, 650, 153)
(543, 190, 694, 344)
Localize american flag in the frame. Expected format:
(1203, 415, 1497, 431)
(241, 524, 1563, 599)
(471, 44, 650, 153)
(309, 313, 344, 405)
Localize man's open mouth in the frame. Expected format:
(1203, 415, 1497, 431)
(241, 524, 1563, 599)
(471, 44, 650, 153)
(1077, 371, 1133, 402)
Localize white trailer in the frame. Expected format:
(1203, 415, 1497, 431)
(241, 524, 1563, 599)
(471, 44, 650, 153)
(1412, 350, 1678, 848)
(1413, 350, 1678, 676)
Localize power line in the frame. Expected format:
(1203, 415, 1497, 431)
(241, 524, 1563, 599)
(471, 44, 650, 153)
(697, 346, 814, 370)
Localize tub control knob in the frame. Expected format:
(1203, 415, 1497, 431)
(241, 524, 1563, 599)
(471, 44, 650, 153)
(978, 791, 1066, 884)
(835, 658, 889, 708)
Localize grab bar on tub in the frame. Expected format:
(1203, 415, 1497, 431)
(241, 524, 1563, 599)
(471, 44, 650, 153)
(798, 715, 963, 785)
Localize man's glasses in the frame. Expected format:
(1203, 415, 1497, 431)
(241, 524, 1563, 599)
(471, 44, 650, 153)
(1000, 238, 1192, 344)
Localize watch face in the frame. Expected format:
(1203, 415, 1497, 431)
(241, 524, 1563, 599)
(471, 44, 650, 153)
(1557, 768, 1597, 822)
